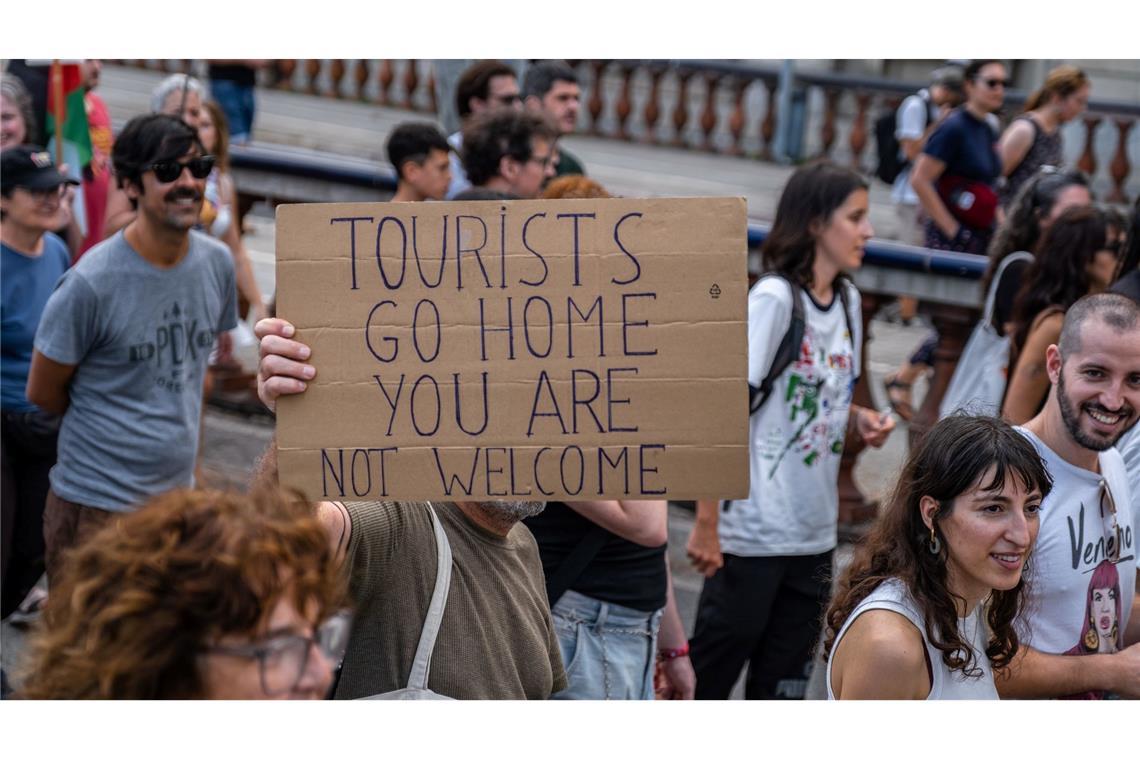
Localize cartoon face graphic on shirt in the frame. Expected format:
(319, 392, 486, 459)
(1069, 559, 1122, 655)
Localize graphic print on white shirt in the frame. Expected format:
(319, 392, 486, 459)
(719, 278, 861, 557)
(1016, 429, 1137, 662)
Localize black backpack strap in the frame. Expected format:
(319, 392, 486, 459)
(749, 274, 804, 415)
(835, 280, 861, 385)
(544, 522, 609, 606)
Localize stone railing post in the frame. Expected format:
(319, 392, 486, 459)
(849, 91, 872, 171)
(587, 61, 608, 135)
(275, 60, 297, 91)
(1077, 114, 1102, 178)
(642, 65, 665, 145)
(1108, 118, 1134, 203)
(758, 79, 778, 161)
(819, 87, 841, 159)
(671, 69, 694, 148)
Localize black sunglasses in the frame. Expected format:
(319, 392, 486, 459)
(149, 155, 215, 183)
(981, 77, 1010, 89)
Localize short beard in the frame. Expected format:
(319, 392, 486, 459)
(1056, 370, 1129, 451)
(484, 500, 546, 521)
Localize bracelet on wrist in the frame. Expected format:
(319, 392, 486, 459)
(658, 642, 690, 661)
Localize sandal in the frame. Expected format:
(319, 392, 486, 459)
(883, 372, 915, 422)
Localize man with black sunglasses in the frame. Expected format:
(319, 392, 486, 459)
(27, 114, 237, 585)
(1000, 293, 1140, 698)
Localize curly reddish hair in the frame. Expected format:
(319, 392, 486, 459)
(541, 175, 611, 200)
(19, 488, 346, 699)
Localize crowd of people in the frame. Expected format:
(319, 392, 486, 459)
(1, 58, 1138, 702)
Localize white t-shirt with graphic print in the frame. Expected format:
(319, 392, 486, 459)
(719, 276, 862, 557)
(1016, 428, 1137, 659)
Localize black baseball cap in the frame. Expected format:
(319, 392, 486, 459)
(1, 145, 79, 191)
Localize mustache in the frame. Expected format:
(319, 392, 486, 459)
(1082, 401, 1134, 417)
(164, 188, 202, 203)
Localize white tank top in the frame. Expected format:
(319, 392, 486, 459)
(826, 577, 999, 700)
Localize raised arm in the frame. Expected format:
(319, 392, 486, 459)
(562, 500, 667, 547)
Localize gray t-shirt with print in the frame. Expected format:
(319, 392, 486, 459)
(35, 230, 237, 511)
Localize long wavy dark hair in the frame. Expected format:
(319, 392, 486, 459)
(761, 160, 868, 289)
(824, 414, 1053, 677)
(1010, 205, 1108, 354)
(982, 167, 1090, 293)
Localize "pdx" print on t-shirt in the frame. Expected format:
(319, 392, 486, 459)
(128, 301, 217, 393)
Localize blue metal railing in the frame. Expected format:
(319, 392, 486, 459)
(747, 224, 988, 279)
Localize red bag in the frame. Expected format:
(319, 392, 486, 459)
(936, 174, 999, 231)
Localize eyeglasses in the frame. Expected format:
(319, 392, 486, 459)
(149, 155, 215, 183)
(491, 93, 522, 107)
(1098, 479, 1122, 564)
(16, 184, 68, 203)
(528, 152, 556, 169)
(205, 609, 353, 697)
(980, 77, 1010, 90)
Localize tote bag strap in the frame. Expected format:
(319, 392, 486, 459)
(405, 503, 453, 691)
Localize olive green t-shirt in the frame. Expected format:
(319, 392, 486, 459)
(334, 500, 567, 700)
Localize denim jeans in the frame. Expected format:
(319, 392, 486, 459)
(209, 78, 255, 143)
(551, 589, 662, 700)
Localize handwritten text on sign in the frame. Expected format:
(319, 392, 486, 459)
(275, 197, 748, 501)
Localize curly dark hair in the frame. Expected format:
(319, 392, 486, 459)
(760, 160, 868, 289)
(824, 414, 1052, 678)
(982, 168, 1090, 293)
(19, 488, 346, 699)
(1010, 205, 1108, 355)
(460, 108, 559, 187)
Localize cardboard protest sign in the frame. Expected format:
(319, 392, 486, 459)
(275, 197, 749, 501)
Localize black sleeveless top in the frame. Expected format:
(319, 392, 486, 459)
(525, 502, 667, 612)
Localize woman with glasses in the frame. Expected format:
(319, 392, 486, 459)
(884, 61, 1009, 422)
(1, 147, 77, 623)
(19, 488, 350, 699)
(824, 414, 1051, 699)
(1003, 206, 1122, 423)
(998, 65, 1090, 207)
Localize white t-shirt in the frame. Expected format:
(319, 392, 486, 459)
(718, 276, 862, 556)
(1016, 428, 1137, 659)
(445, 131, 471, 199)
(1118, 424, 1139, 515)
(826, 578, 998, 700)
(890, 90, 931, 207)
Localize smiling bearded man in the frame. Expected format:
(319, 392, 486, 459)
(997, 292, 1140, 699)
(27, 114, 237, 587)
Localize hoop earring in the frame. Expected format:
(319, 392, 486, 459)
(928, 526, 941, 555)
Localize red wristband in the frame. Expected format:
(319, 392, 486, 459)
(658, 642, 690, 661)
